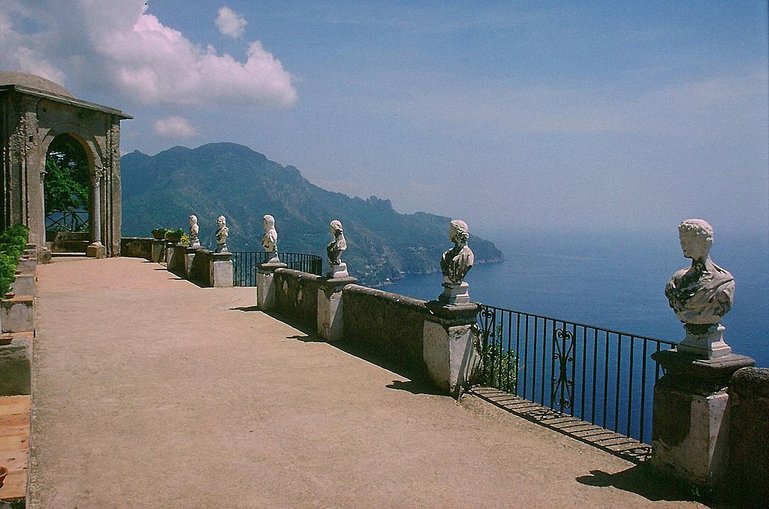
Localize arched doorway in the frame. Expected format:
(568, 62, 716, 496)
(44, 134, 91, 253)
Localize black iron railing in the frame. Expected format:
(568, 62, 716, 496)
(45, 210, 89, 232)
(476, 304, 676, 445)
(231, 251, 323, 286)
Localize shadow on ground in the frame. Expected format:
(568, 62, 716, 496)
(576, 464, 704, 504)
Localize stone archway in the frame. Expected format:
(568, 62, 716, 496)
(43, 133, 92, 253)
(0, 71, 131, 257)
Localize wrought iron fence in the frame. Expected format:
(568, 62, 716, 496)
(45, 210, 89, 232)
(231, 251, 323, 286)
(476, 304, 676, 445)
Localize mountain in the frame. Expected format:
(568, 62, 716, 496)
(121, 142, 503, 285)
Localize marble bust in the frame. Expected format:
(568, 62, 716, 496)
(326, 220, 347, 265)
(665, 219, 735, 329)
(441, 219, 474, 285)
(326, 220, 349, 278)
(261, 214, 279, 262)
(665, 219, 735, 358)
(215, 215, 229, 253)
(188, 214, 200, 247)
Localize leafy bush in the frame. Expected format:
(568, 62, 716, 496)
(0, 225, 30, 296)
(478, 323, 518, 393)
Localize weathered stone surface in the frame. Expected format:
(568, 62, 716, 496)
(257, 261, 288, 310)
(727, 367, 769, 506)
(120, 237, 153, 260)
(0, 334, 31, 395)
(316, 276, 356, 342)
(342, 284, 431, 375)
(210, 253, 233, 287)
(271, 268, 318, 326)
(423, 321, 479, 397)
(0, 296, 34, 333)
(11, 274, 34, 296)
(651, 349, 755, 496)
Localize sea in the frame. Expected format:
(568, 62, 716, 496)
(387, 229, 769, 368)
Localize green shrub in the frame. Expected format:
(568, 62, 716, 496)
(478, 323, 518, 393)
(0, 225, 29, 295)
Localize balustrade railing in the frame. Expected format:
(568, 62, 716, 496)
(231, 251, 323, 286)
(476, 304, 676, 445)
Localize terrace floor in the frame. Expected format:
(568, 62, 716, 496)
(23, 257, 706, 507)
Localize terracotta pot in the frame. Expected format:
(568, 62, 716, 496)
(0, 465, 8, 488)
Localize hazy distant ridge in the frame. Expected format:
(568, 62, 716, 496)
(121, 142, 503, 284)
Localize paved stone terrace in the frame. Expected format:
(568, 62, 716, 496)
(27, 257, 706, 508)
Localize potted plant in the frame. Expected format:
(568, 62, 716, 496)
(164, 228, 184, 243)
(151, 227, 167, 240)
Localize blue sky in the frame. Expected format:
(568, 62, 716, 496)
(2, 1, 767, 238)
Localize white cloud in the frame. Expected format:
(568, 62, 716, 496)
(153, 116, 198, 138)
(216, 6, 247, 38)
(0, 0, 296, 109)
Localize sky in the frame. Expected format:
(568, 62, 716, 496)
(2, 0, 768, 239)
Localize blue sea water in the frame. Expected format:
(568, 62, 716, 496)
(388, 230, 769, 368)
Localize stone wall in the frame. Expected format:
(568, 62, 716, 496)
(190, 249, 212, 286)
(273, 269, 321, 329)
(342, 284, 429, 375)
(120, 237, 153, 260)
(727, 367, 769, 506)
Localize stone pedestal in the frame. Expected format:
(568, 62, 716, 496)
(256, 261, 287, 309)
(11, 273, 35, 296)
(678, 324, 732, 359)
(423, 301, 480, 397)
(438, 282, 470, 305)
(317, 276, 357, 342)
(210, 252, 234, 288)
(327, 263, 348, 279)
(184, 246, 200, 278)
(651, 349, 755, 494)
(151, 239, 166, 262)
(17, 257, 36, 274)
(86, 241, 107, 259)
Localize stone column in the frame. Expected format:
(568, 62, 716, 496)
(317, 275, 357, 341)
(651, 349, 754, 495)
(210, 252, 234, 288)
(86, 167, 106, 258)
(423, 301, 480, 398)
(256, 261, 287, 310)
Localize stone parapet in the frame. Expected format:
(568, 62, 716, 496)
(0, 333, 31, 395)
(120, 237, 153, 260)
(0, 295, 34, 334)
(270, 267, 318, 324)
(10, 274, 34, 296)
(727, 367, 769, 506)
(343, 284, 431, 374)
